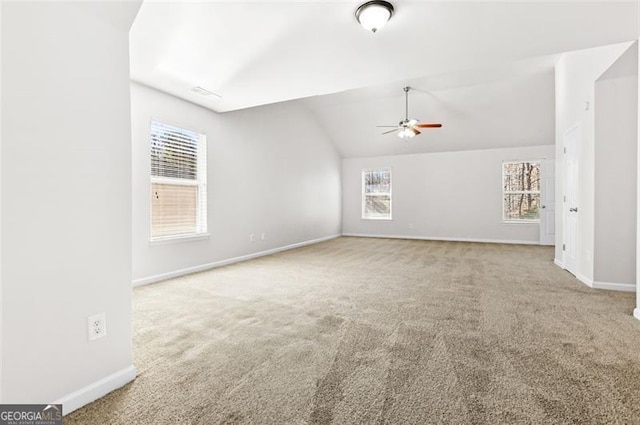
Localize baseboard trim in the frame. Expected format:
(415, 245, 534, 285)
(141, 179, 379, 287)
(133, 234, 341, 287)
(574, 273, 635, 292)
(592, 281, 636, 292)
(55, 365, 136, 416)
(341, 233, 539, 245)
(634, 308, 640, 321)
(576, 273, 594, 287)
(554, 258, 564, 268)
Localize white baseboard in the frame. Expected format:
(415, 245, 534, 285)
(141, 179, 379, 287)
(592, 281, 636, 292)
(576, 273, 594, 287)
(133, 234, 341, 287)
(634, 308, 640, 321)
(554, 258, 564, 268)
(575, 273, 635, 292)
(341, 233, 539, 245)
(55, 365, 136, 416)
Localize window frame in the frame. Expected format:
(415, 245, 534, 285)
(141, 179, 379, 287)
(149, 119, 208, 243)
(501, 160, 541, 224)
(361, 167, 392, 221)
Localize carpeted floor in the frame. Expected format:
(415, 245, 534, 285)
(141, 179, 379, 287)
(66, 237, 640, 424)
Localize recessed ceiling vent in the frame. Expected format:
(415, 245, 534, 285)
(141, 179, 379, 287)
(190, 86, 222, 98)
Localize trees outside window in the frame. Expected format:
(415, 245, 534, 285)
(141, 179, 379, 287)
(503, 161, 540, 221)
(362, 168, 391, 220)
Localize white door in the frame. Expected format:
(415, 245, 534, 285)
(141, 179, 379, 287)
(539, 159, 555, 246)
(563, 125, 580, 275)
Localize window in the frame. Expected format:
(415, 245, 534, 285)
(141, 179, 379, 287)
(150, 120, 207, 240)
(502, 161, 540, 222)
(362, 168, 392, 219)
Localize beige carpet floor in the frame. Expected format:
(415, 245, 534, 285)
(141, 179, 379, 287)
(67, 237, 640, 424)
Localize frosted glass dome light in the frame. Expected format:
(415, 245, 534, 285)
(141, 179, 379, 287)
(355, 1, 394, 33)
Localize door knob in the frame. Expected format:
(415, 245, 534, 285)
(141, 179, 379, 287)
(569, 207, 578, 212)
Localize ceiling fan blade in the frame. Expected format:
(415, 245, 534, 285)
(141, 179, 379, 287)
(381, 128, 399, 135)
(411, 127, 422, 135)
(416, 123, 443, 128)
(376, 125, 398, 128)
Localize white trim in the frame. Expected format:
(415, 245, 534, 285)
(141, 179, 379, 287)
(55, 365, 136, 416)
(554, 258, 564, 268)
(341, 233, 539, 245)
(150, 233, 210, 246)
(591, 281, 636, 292)
(576, 273, 594, 287)
(133, 234, 341, 287)
(150, 176, 198, 187)
(501, 220, 540, 225)
(571, 272, 635, 292)
(634, 308, 640, 321)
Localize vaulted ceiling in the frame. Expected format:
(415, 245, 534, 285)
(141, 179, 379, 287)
(302, 55, 558, 157)
(130, 1, 639, 156)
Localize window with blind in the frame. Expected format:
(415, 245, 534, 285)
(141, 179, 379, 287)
(362, 168, 392, 219)
(502, 161, 540, 222)
(150, 120, 207, 240)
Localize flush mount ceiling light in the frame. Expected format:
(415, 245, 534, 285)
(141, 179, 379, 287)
(355, 1, 394, 33)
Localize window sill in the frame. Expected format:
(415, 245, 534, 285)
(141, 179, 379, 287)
(150, 233, 210, 246)
(502, 220, 540, 225)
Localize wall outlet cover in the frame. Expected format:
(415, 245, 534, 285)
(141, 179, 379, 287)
(88, 312, 107, 341)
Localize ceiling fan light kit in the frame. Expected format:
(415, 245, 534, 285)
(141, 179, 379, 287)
(377, 87, 443, 140)
(398, 128, 417, 139)
(355, 1, 394, 33)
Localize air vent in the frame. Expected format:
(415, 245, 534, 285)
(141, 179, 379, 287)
(190, 86, 221, 98)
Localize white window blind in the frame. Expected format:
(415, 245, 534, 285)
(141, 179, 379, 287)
(362, 168, 392, 219)
(150, 120, 207, 239)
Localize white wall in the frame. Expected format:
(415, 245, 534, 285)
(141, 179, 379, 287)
(342, 145, 554, 243)
(594, 44, 638, 286)
(0, 2, 3, 402)
(637, 37, 640, 318)
(131, 83, 342, 284)
(1, 1, 140, 408)
(555, 41, 633, 283)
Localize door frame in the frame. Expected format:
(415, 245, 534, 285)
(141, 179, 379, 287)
(539, 158, 556, 246)
(563, 124, 580, 275)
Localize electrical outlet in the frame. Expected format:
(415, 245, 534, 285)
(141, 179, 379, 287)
(261, 233, 266, 241)
(249, 234, 255, 243)
(87, 313, 107, 341)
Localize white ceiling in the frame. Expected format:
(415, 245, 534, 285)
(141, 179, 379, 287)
(130, 1, 638, 157)
(131, 1, 638, 113)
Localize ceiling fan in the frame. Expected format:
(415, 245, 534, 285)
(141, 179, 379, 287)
(377, 87, 442, 139)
